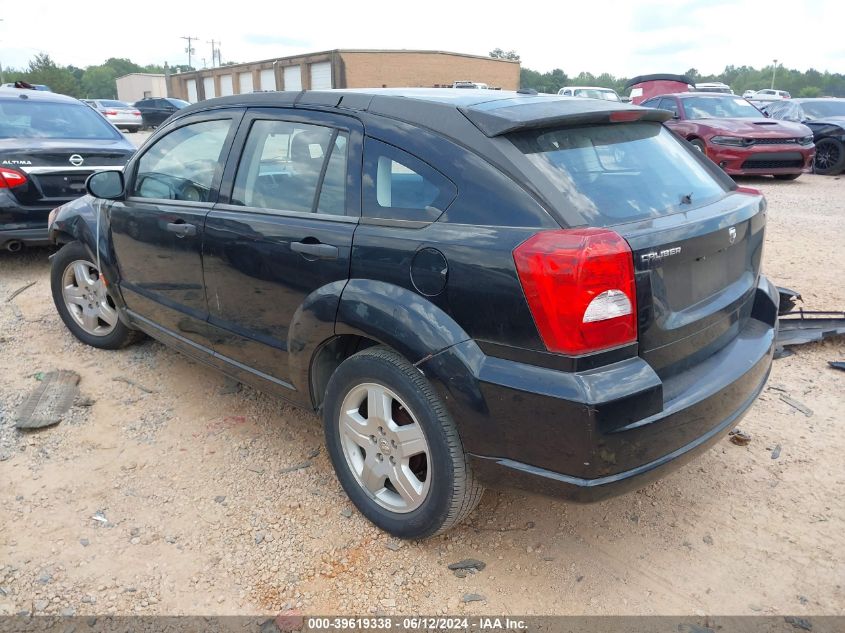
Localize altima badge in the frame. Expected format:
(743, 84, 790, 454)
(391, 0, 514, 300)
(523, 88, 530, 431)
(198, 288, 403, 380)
(728, 226, 737, 244)
(69, 154, 84, 166)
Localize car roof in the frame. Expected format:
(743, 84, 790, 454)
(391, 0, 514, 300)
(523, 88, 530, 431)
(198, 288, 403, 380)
(175, 88, 670, 138)
(562, 86, 616, 90)
(0, 87, 80, 104)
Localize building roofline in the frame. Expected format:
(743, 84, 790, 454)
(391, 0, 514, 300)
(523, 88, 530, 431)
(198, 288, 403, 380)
(116, 73, 166, 80)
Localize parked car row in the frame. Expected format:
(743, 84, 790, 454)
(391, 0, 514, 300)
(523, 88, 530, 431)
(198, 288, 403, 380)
(761, 98, 845, 175)
(82, 97, 190, 131)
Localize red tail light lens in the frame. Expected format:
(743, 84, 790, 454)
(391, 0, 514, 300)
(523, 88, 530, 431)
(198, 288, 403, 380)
(132, 110, 141, 116)
(513, 228, 637, 355)
(0, 167, 28, 189)
(103, 110, 118, 116)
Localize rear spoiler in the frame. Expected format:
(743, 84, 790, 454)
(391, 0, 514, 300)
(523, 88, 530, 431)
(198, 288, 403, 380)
(459, 99, 672, 137)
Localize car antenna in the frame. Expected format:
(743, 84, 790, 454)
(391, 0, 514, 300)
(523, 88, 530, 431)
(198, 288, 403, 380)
(681, 192, 693, 204)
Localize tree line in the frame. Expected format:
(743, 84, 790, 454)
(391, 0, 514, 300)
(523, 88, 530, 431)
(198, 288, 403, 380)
(491, 50, 845, 97)
(0, 54, 193, 99)
(4, 52, 843, 100)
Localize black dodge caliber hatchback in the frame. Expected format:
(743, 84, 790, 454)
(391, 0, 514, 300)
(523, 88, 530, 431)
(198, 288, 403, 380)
(48, 89, 779, 538)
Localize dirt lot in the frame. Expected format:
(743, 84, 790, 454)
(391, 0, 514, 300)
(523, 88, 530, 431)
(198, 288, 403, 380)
(0, 168, 843, 617)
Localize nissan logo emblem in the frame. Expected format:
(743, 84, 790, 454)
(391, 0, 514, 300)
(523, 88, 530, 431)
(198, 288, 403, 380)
(728, 226, 737, 244)
(69, 154, 84, 166)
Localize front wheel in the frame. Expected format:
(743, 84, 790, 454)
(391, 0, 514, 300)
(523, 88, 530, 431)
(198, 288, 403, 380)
(50, 241, 141, 350)
(323, 346, 484, 538)
(813, 138, 845, 175)
(689, 138, 706, 153)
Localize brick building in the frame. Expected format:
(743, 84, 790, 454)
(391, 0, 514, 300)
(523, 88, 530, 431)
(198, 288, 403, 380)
(167, 49, 520, 102)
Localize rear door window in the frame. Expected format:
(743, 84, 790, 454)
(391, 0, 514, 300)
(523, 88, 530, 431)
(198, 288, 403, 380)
(507, 122, 726, 226)
(362, 138, 456, 222)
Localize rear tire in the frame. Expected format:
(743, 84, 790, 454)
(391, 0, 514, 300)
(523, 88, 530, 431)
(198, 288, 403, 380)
(813, 138, 845, 175)
(689, 138, 706, 153)
(50, 241, 141, 350)
(773, 173, 801, 181)
(322, 346, 484, 539)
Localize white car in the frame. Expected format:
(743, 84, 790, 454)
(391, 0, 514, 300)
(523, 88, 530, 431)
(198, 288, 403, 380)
(695, 82, 733, 94)
(557, 86, 621, 101)
(742, 90, 757, 99)
(750, 89, 792, 101)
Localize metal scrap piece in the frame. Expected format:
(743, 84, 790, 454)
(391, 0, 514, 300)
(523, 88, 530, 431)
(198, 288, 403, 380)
(779, 395, 813, 417)
(777, 286, 803, 315)
(777, 310, 845, 347)
(15, 370, 81, 430)
(829, 361, 845, 372)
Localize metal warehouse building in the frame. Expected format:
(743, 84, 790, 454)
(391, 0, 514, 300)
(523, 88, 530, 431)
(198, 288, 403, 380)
(167, 49, 520, 102)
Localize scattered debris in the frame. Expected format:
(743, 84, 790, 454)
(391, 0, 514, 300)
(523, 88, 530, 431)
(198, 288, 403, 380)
(448, 559, 487, 572)
(75, 395, 96, 407)
(254, 532, 265, 545)
(112, 376, 155, 394)
(91, 511, 108, 524)
(246, 464, 265, 474)
(5, 280, 36, 302)
(80, 538, 90, 547)
(784, 616, 813, 631)
(702, 534, 714, 545)
(219, 377, 242, 394)
(279, 461, 312, 474)
(15, 370, 80, 430)
(829, 361, 845, 372)
(462, 593, 485, 603)
(780, 395, 813, 417)
(771, 444, 782, 460)
(214, 495, 226, 504)
(340, 508, 353, 519)
(385, 541, 402, 551)
(729, 429, 752, 446)
(777, 286, 803, 315)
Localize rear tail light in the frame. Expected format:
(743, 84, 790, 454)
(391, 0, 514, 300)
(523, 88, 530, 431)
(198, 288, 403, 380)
(132, 110, 141, 116)
(0, 167, 28, 189)
(104, 110, 118, 116)
(513, 228, 637, 355)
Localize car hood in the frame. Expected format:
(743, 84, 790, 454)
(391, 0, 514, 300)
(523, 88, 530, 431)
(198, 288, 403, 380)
(805, 117, 845, 132)
(694, 117, 810, 137)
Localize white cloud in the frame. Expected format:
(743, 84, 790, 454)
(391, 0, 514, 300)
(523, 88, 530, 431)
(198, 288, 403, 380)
(1, 0, 842, 77)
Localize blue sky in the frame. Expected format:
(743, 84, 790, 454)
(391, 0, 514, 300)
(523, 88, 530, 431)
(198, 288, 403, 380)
(1, 0, 842, 76)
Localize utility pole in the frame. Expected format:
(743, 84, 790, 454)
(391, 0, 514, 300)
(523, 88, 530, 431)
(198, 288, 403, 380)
(771, 58, 778, 89)
(180, 36, 199, 70)
(208, 40, 220, 68)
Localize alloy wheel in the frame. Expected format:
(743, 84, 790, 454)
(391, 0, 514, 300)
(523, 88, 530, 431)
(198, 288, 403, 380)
(815, 140, 841, 171)
(338, 382, 431, 513)
(61, 260, 118, 337)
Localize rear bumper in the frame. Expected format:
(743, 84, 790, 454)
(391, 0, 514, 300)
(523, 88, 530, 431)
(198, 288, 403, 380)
(704, 144, 815, 175)
(426, 275, 778, 502)
(0, 226, 51, 247)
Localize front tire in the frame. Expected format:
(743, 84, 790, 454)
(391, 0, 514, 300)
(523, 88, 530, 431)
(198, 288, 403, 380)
(50, 241, 140, 350)
(323, 346, 484, 538)
(689, 138, 706, 153)
(813, 138, 845, 175)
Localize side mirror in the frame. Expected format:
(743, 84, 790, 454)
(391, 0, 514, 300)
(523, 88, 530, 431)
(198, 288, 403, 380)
(86, 170, 125, 199)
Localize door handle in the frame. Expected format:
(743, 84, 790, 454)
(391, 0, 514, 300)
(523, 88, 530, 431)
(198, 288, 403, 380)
(166, 222, 197, 237)
(291, 240, 339, 260)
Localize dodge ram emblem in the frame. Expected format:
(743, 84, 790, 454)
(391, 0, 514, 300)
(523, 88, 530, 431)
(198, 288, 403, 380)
(69, 154, 84, 166)
(728, 226, 737, 244)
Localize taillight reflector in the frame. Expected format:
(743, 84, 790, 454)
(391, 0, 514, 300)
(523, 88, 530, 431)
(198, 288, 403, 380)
(513, 228, 637, 355)
(609, 110, 644, 122)
(735, 186, 762, 196)
(0, 167, 28, 189)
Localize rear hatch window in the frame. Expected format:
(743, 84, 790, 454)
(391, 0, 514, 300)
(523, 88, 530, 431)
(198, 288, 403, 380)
(508, 122, 727, 227)
(0, 100, 122, 140)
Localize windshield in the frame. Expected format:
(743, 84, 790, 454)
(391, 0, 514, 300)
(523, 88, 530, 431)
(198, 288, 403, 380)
(508, 122, 726, 226)
(574, 89, 620, 101)
(801, 101, 845, 119)
(0, 100, 123, 139)
(682, 96, 761, 119)
(166, 98, 190, 108)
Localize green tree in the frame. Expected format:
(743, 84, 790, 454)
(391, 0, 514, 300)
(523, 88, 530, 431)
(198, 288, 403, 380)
(489, 48, 521, 61)
(81, 65, 118, 98)
(23, 53, 80, 96)
(798, 86, 822, 97)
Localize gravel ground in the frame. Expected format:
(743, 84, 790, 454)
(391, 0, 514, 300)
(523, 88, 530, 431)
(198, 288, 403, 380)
(0, 172, 843, 617)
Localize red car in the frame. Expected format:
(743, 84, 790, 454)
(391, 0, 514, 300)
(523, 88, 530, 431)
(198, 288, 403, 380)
(641, 93, 815, 180)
